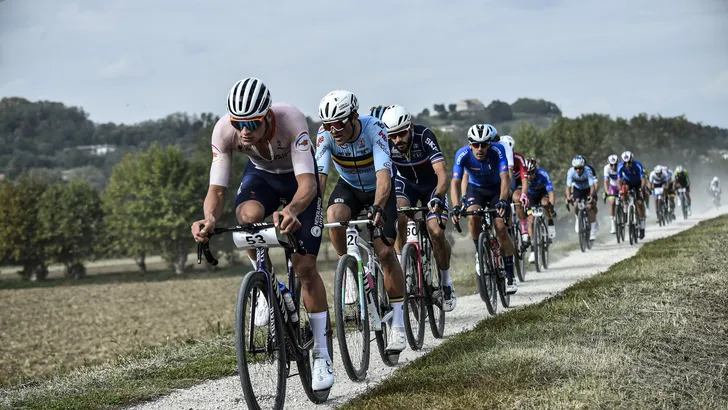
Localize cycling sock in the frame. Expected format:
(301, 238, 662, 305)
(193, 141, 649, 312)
(308, 311, 331, 360)
(640, 219, 646, 229)
(396, 253, 402, 265)
(390, 300, 404, 328)
(520, 219, 528, 234)
(548, 219, 554, 226)
(440, 268, 452, 286)
(610, 215, 615, 221)
(591, 222, 597, 232)
(504, 256, 515, 284)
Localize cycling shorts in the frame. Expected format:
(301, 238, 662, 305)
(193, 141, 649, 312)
(572, 187, 591, 202)
(328, 178, 398, 240)
(527, 190, 548, 206)
(394, 177, 449, 222)
(234, 162, 323, 255)
(463, 184, 511, 219)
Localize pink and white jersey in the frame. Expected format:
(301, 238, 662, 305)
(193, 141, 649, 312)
(209, 103, 316, 187)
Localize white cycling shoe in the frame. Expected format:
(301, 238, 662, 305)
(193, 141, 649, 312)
(311, 352, 334, 391)
(386, 326, 407, 353)
(344, 268, 358, 305)
(442, 285, 457, 312)
(528, 252, 535, 263)
(254, 292, 269, 327)
(506, 281, 518, 295)
(590, 230, 597, 241)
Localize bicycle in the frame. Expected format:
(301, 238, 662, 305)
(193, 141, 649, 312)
(509, 202, 527, 282)
(653, 186, 667, 227)
(567, 198, 592, 252)
(614, 194, 626, 243)
(623, 189, 640, 245)
(397, 206, 447, 350)
(197, 223, 333, 410)
(528, 204, 551, 272)
(324, 212, 399, 382)
(454, 208, 510, 315)
(676, 187, 688, 220)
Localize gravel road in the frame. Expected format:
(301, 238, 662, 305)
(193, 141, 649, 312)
(130, 205, 725, 410)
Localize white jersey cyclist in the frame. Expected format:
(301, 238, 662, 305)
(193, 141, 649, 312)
(209, 103, 315, 187)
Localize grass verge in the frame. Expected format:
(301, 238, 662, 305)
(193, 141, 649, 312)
(342, 215, 728, 409)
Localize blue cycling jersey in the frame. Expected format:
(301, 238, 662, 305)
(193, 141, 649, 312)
(452, 144, 509, 188)
(566, 166, 596, 190)
(527, 168, 554, 194)
(617, 161, 645, 186)
(315, 115, 393, 192)
(389, 125, 444, 185)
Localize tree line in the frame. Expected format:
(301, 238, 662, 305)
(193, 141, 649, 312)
(1, 97, 726, 280)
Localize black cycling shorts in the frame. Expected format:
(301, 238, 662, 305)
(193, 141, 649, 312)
(328, 178, 398, 240)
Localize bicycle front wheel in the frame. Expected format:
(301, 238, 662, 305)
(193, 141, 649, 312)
(514, 225, 526, 282)
(235, 270, 287, 410)
(402, 244, 425, 350)
(533, 218, 542, 272)
(579, 212, 588, 253)
(478, 232, 498, 315)
(333, 254, 369, 382)
(540, 219, 550, 270)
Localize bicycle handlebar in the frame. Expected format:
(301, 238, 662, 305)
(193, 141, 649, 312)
(196, 222, 306, 266)
(322, 218, 393, 247)
(397, 206, 446, 230)
(453, 208, 498, 233)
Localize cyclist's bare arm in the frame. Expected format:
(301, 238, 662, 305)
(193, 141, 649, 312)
(433, 161, 449, 197)
(461, 173, 469, 197)
(192, 184, 226, 242)
(450, 177, 462, 208)
(548, 191, 556, 206)
(285, 173, 317, 216)
(499, 171, 510, 201)
(374, 169, 391, 209)
(318, 173, 329, 200)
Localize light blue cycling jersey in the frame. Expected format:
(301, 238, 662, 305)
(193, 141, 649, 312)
(566, 166, 596, 190)
(452, 144, 509, 188)
(315, 115, 393, 192)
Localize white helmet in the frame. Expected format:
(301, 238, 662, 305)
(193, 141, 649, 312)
(227, 77, 271, 119)
(318, 90, 358, 122)
(607, 154, 619, 165)
(571, 156, 586, 168)
(381, 105, 412, 134)
(621, 151, 634, 162)
(713, 176, 719, 182)
(675, 165, 684, 173)
(467, 124, 496, 143)
(500, 135, 515, 149)
(654, 165, 663, 174)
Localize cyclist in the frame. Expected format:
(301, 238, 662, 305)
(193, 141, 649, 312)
(450, 124, 518, 295)
(662, 165, 676, 218)
(710, 176, 721, 201)
(524, 158, 556, 263)
(674, 165, 692, 215)
(381, 105, 456, 312)
(315, 90, 407, 354)
(499, 135, 531, 247)
(603, 154, 620, 234)
(565, 155, 598, 241)
(616, 151, 647, 239)
(459, 126, 513, 195)
(190, 77, 333, 391)
(648, 165, 672, 218)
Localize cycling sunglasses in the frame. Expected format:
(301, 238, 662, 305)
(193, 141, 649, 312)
(389, 128, 409, 139)
(230, 114, 265, 131)
(528, 169, 537, 175)
(322, 116, 351, 132)
(575, 166, 584, 171)
(470, 142, 490, 149)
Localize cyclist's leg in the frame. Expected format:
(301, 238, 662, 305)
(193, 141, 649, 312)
(464, 184, 486, 244)
(326, 180, 360, 256)
(234, 166, 281, 267)
(423, 185, 451, 278)
(513, 183, 528, 238)
(393, 177, 414, 259)
(526, 192, 540, 239)
(492, 195, 517, 290)
(686, 185, 692, 206)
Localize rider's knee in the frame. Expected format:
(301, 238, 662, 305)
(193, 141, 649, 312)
(376, 244, 396, 264)
(236, 202, 263, 223)
(293, 256, 319, 284)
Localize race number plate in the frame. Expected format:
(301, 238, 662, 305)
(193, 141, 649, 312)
(232, 227, 281, 250)
(653, 187, 664, 196)
(406, 221, 419, 243)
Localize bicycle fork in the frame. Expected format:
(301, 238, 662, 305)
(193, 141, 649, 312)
(346, 226, 386, 333)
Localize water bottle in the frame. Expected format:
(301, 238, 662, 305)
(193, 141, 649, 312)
(278, 281, 298, 323)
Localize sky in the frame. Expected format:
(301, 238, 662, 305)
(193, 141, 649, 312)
(1, 0, 727, 127)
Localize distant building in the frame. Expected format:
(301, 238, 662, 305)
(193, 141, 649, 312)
(437, 124, 459, 134)
(76, 144, 117, 156)
(0, 173, 5, 181)
(455, 99, 486, 113)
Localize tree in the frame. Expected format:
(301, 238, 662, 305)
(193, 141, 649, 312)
(511, 98, 562, 116)
(433, 104, 447, 117)
(420, 108, 430, 117)
(448, 103, 457, 113)
(102, 144, 207, 274)
(37, 180, 103, 278)
(486, 100, 514, 123)
(0, 174, 50, 280)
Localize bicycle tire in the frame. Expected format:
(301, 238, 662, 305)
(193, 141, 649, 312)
(496, 251, 510, 309)
(533, 218, 542, 273)
(402, 244, 425, 350)
(681, 194, 688, 220)
(540, 219, 550, 270)
(514, 224, 526, 282)
(374, 264, 399, 366)
(295, 279, 333, 403)
(424, 242, 445, 339)
(478, 232, 498, 315)
(579, 211, 587, 253)
(333, 255, 369, 382)
(615, 205, 623, 243)
(235, 270, 287, 410)
(583, 210, 593, 250)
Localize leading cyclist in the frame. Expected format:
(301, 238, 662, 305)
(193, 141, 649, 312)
(616, 151, 647, 239)
(190, 77, 333, 390)
(450, 125, 518, 295)
(315, 90, 407, 354)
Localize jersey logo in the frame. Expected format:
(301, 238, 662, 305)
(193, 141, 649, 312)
(379, 130, 387, 141)
(316, 135, 324, 147)
(358, 138, 365, 148)
(295, 133, 311, 152)
(425, 137, 437, 152)
(211, 144, 222, 163)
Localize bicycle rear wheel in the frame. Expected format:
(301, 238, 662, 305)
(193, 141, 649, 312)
(295, 279, 333, 403)
(478, 232, 498, 315)
(513, 224, 525, 282)
(533, 218, 542, 272)
(333, 255, 369, 382)
(374, 264, 399, 366)
(424, 244, 445, 339)
(496, 252, 510, 309)
(402, 244, 425, 351)
(540, 219, 550, 270)
(235, 271, 287, 410)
